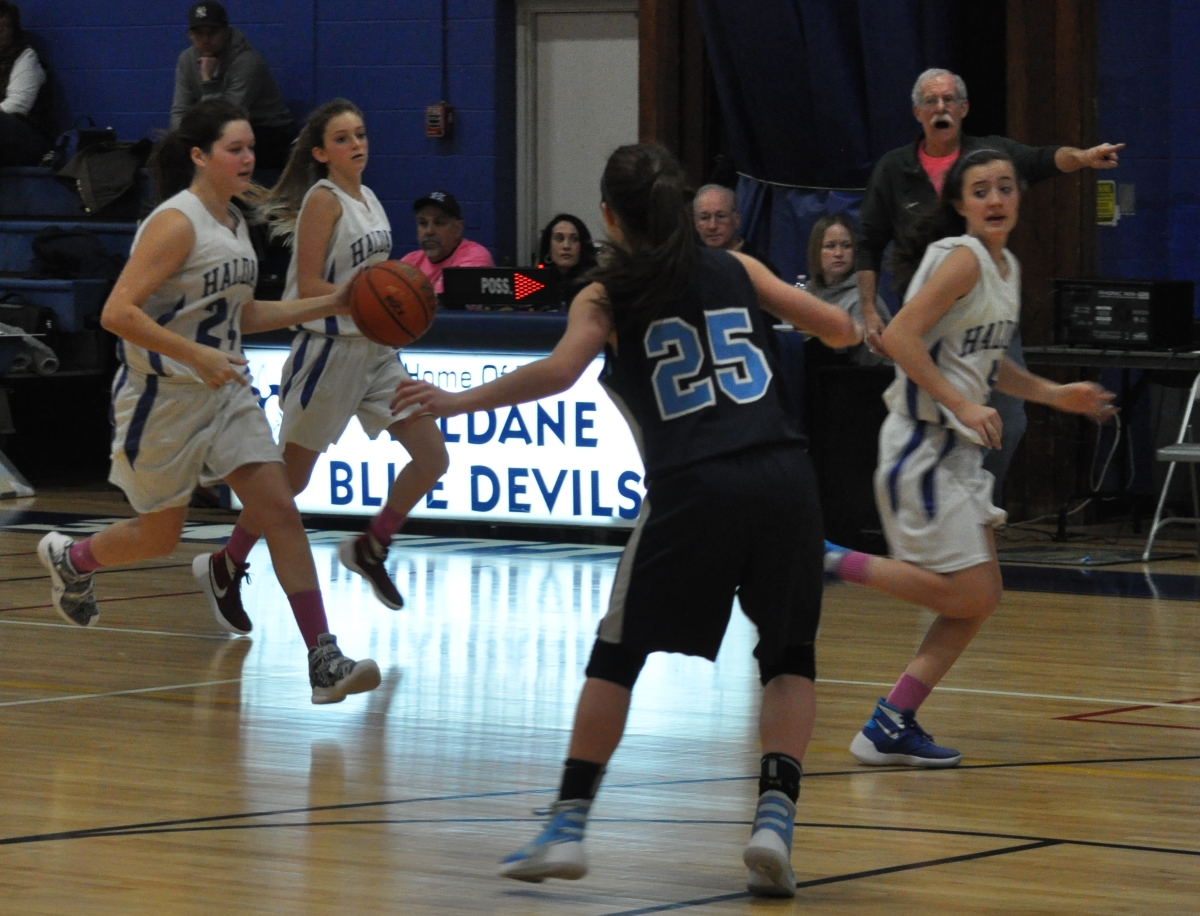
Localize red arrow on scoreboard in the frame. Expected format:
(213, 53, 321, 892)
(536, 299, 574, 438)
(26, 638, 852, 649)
(513, 272, 546, 301)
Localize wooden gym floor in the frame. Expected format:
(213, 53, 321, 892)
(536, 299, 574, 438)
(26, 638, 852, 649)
(1, 488, 1197, 914)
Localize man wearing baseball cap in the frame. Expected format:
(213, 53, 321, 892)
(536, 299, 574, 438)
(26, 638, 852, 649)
(170, 1, 297, 167)
(400, 190, 494, 294)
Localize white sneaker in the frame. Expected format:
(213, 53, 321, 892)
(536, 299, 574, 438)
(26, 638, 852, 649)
(37, 532, 99, 627)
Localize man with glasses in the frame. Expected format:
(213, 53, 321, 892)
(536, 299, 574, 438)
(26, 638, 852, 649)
(694, 184, 779, 275)
(855, 67, 1122, 502)
(170, 2, 297, 167)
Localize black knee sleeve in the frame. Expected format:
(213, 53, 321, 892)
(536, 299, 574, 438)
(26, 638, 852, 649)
(759, 641, 816, 686)
(585, 639, 647, 689)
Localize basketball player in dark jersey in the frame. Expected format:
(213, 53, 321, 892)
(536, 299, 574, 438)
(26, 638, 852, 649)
(392, 144, 863, 897)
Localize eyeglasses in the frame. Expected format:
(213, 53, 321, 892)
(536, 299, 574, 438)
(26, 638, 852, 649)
(697, 212, 733, 225)
(920, 94, 964, 109)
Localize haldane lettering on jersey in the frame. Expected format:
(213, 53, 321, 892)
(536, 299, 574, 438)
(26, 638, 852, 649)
(202, 258, 258, 297)
(350, 230, 393, 267)
(959, 319, 1016, 357)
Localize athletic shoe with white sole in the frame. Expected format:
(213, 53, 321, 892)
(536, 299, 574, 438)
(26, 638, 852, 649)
(849, 697, 962, 767)
(498, 800, 589, 882)
(743, 790, 797, 898)
(308, 633, 382, 704)
(37, 532, 99, 627)
(192, 552, 253, 635)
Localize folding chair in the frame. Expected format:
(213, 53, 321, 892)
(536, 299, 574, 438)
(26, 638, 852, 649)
(1142, 371, 1200, 560)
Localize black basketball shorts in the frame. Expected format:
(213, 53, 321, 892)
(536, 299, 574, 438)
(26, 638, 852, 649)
(596, 442, 824, 676)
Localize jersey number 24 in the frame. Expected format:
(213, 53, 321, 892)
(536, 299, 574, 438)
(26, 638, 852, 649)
(645, 308, 772, 421)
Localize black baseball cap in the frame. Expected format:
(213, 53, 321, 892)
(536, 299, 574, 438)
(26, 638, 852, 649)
(188, 2, 229, 29)
(413, 190, 462, 219)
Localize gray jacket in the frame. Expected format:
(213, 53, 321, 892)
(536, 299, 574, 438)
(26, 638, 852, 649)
(809, 275, 892, 367)
(170, 28, 294, 130)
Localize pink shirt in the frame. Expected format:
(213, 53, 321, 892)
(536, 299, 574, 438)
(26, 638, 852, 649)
(918, 145, 960, 195)
(401, 238, 494, 293)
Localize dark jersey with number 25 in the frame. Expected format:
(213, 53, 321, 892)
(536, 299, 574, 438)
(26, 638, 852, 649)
(600, 246, 802, 480)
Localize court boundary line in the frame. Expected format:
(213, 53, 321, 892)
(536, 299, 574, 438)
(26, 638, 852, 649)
(596, 840, 1063, 915)
(3, 752, 1199, 849)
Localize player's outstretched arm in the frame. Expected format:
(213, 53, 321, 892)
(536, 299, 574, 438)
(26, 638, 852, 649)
(736, 252, 863, 348)
(994, 359, 1118, 423)
(391, 282, 612, 419)
(240, 278, 354, 334)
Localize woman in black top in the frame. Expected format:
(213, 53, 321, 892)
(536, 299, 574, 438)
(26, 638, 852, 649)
(536, 212, 597, 310)
(394, 144, 862, 897)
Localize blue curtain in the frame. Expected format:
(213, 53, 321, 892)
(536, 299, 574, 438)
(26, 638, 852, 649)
(699, 0, 959, 284)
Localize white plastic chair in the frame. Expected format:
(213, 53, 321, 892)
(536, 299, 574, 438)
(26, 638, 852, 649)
(1143, 372, 1200, 560)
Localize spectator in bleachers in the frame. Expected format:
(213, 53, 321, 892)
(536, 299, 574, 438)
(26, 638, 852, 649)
(805, 214, 890, 367)
(0, 1, 52, 167)
(693, 183, 778, 275)
(171, 2, 297, 168)
(536, 213, 596, 310)
(400, 190, 493, 294)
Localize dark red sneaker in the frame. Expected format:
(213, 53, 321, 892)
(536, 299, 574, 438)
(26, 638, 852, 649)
(192, 551, 253, 635)
(338, 533, 405, 610)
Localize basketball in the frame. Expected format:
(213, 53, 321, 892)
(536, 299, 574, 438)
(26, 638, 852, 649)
(349, 261, 438, 347)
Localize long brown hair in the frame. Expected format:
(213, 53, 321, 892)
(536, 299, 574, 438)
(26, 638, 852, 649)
(590, 144, 696, 325)
(147, 99, 250, 202)
(256, 97, 364, 240)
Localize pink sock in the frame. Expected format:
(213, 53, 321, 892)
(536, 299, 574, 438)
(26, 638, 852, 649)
(368, 505, 407, 546)
(287, 590, 329, 649)
(224, 523, 260, 566)
(68, 538, 103, 573)
(837, 550, 872, 584)
(886, 673, 932, 712)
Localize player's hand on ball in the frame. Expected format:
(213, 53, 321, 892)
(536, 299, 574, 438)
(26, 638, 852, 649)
(1054, 381, 1118, 423)
(193, 348, 249, 390)
(956, 402, 1003, 449)
(391, 379, 454, 418)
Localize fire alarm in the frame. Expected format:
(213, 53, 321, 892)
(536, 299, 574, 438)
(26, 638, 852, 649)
(425, 102, 454, 139)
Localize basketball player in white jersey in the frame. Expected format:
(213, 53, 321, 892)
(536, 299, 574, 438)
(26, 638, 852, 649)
(37, 99, 381, 704)
(825, 149, 1116, 766)
(191, 98, 447, 629)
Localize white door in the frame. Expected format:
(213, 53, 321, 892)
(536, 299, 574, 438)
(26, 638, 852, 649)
(517, 2, 639, 264)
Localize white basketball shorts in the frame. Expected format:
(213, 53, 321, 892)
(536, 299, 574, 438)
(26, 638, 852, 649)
(874, 412, 1006, 573)
(276, 333, 416, 453)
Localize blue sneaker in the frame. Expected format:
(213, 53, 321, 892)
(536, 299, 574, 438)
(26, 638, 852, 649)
(823, 539, 849, 582)
(498, 800, 589, 882)
(743, 790, 796, 898)
(849, 698, 961, 767)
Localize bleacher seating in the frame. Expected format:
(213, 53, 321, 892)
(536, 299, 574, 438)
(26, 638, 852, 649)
(0, 197, 136, 373)
(0, 166, 152, 220)
(0, 219, 134, 273)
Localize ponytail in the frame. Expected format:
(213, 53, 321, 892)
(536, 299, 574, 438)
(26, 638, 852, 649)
(591, 144, 696, 325)
(257, 98, 364, 241)
(148, 98, 249, 202)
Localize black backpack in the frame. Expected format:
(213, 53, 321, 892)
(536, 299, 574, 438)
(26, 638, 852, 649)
(24, 226, 125, 281)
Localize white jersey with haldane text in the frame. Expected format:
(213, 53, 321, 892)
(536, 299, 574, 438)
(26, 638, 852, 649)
(121, 189, 258, 383)
(288, 179, 393, 337)
(882, 234, 1020, 445)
